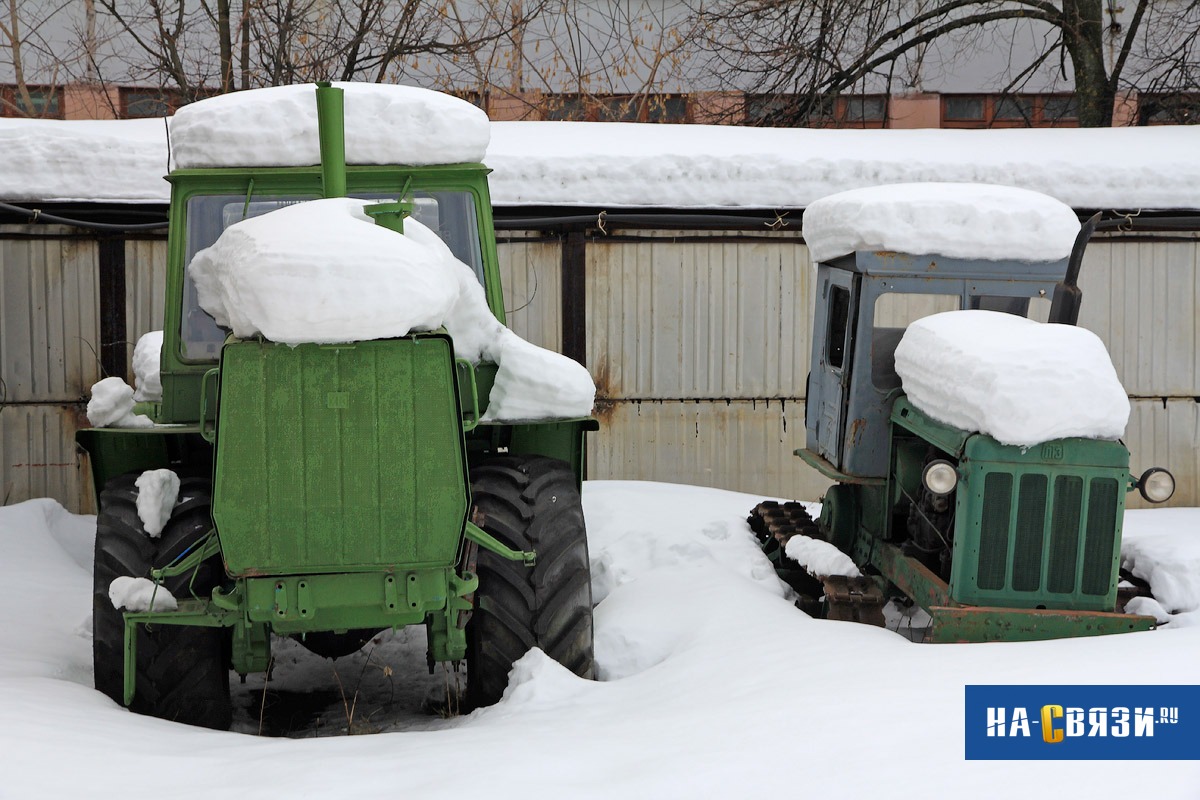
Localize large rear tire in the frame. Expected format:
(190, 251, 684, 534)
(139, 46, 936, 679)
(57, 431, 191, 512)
(466, 455, 595, 708)
(93, 474, 232, 729)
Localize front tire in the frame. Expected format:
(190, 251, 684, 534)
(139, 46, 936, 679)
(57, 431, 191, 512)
(93, 474, 232, 729)
(466, 456, 595, 708)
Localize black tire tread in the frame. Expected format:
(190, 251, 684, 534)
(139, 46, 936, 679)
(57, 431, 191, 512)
(93, 473, 232, 729)
(467, 455, 595, 708)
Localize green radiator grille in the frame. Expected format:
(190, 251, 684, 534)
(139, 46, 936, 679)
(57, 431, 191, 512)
(968, 471, 1123, 606)
(978, 473, 1013, 590)
(1047, 476, 1083, 593)
(1082, 478, 1119, 595)
(1012, 474, 1047, 592)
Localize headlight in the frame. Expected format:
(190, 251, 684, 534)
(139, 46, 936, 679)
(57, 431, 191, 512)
(922, 460, 958, 496)
(1138, 468, 1175, 504)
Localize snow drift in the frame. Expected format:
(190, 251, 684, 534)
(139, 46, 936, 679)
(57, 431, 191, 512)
(895, 310, 1130, 446)
(0, 489, 1198, 797)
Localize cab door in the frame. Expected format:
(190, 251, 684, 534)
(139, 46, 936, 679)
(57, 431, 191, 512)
(806, 268, 858, 469)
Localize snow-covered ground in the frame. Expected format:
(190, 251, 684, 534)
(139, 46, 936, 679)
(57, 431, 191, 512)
(1, 482, 1197, 798)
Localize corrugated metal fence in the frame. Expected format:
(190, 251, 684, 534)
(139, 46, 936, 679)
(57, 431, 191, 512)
(501, 228, 1200, 509)
(2, 224, 1197, 513)
(0, 225, 166, 512)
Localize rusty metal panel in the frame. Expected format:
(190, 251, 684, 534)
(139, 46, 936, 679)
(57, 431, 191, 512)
(0, 403, 92, 513)
(1079, 234, 1200, 396)
(1125, 398, 1199, 509)
(497, 236, 561, 352)
(0, 227, 100, 402)
(588, 399, 832, 501)
(124, 238, 168, 355)
(586, 232, 811, 400)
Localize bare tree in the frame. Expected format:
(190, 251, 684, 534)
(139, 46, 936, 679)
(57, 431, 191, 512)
(477, 0, 702, 121)
(92, 0, 549, 103)
(691, 0, 1200, 127)
(0, 0, 78, 117)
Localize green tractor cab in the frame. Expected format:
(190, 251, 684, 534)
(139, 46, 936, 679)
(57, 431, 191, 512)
(78, 83, 597, 729)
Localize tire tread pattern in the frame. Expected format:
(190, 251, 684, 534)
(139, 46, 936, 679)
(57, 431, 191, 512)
(467, 456, 595, 707)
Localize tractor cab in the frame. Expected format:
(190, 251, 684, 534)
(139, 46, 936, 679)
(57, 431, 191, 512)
(805, 250, 1065, 479)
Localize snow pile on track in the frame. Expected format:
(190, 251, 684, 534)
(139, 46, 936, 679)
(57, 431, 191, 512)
(895, 310, 1129, 446)
(784, 535, 862, 578)
(132, 331, 163, 403)
(134, 469, 179, 538)
(189, 197, 594, 420)
(801, 182, 1080, 263)
(86, 377, 153, 429)
(170, 83, 489, 169)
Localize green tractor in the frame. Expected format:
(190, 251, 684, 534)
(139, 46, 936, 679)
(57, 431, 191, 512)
(78, 84, 597, 729)
(753, 196, 1176, 642)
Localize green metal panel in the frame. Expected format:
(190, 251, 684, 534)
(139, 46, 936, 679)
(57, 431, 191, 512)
(949, 435, 1129, 612)
(212, 335, 469, 577)
(889, 400, 1130, 613)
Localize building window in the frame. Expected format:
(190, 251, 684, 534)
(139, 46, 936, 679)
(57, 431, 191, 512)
(944, 95, 985, 122)
(744, 94, 884, 127)
(1, 85, 64, 118)
(120, 88, 186, 118)
(1139, 93, 1200, 125)
(942, 94, 1078, 128)
(544, 94, 689, 123)
(836, 95, 886, 127)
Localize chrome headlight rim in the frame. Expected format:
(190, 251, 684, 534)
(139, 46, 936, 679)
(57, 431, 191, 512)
(1138, 467, 1176, 504)
(921, 459, 959, 496)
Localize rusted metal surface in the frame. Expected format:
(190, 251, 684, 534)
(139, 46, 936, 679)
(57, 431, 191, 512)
(871, 539, 953, 609)
(928, 605, 1157, 643)
(0, 403, 92, 513)
(823, 575, 886, 626)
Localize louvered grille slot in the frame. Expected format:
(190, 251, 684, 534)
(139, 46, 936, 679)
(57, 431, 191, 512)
(1048, 476, 1083, 593)
(978, 473, 1013, 590)
(1012, 474, 1047, 592)
(1082, 478, 1119, 596)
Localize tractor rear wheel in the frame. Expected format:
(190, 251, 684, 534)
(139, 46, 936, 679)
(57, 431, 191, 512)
(93, 474, 232, 729)
(466, 455, 595, 708)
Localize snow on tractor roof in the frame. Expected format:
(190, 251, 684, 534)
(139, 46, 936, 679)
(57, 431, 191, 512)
(187, 197, 594, 422)
(801, 182, 1081, 263)
(895, 310, 1130, 446)
(169, 82, 490, 170)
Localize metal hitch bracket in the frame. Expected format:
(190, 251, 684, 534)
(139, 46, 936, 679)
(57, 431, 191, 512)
(465, 521, 536, 565)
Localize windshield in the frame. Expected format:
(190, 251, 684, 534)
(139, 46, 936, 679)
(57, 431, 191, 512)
(180, 190, 485, 360)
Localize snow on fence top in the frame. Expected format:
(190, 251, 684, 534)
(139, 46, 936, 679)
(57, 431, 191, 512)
(170, 83, 490, 169)
(0, 96, 1198, 210)
(0, 117, 168, 203)
(802, 183, 1081, 263)
(895, 310, 1131, 446)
